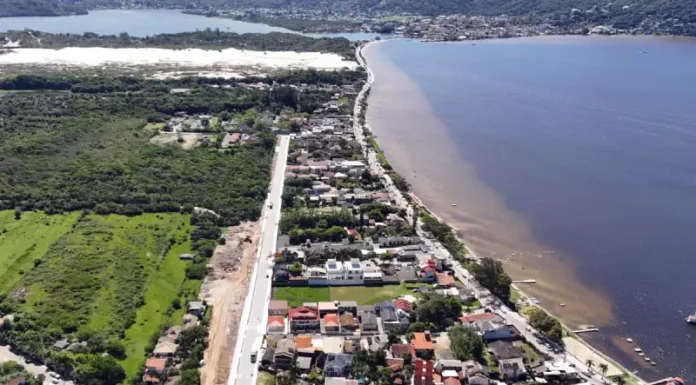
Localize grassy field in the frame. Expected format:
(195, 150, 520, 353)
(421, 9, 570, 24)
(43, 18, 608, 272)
(119, 216, 195, 376)
(18, 213, 191, 339)
(330, 284, 423, 305)
(273, 287, 330, 307)
(0, 210, 80, 294)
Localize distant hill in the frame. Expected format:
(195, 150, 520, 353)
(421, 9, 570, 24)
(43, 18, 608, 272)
(1, 0, 694, 35)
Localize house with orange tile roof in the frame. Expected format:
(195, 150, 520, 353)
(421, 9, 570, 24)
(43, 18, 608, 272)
(324, 313, 340, 333)
(295, 335, 313, 350)
(143, 357, 169, 384)
(267, 315, 285, 334)
(458, 312, 496, 324)
(394, 298, 413, 312)
(411, 332, 435, 356)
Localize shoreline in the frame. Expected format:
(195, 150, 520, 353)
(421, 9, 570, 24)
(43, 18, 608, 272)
(355, 40, 650, 385)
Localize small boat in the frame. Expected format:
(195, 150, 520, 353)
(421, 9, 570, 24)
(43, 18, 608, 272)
(644, 357, 651, 362)
(634, 348, 642, 353)
(650, 361, 657, 366)
(559, 303, 566, 307)
(638, 352, 645, 357)
(686, 312, 696, 324)
(451, 203, 457, 206)
(626, 338, 634, 343)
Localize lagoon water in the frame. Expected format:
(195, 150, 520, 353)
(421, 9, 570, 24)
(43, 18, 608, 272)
(365, 37, 696, 381)
(0, 9, 384, 41)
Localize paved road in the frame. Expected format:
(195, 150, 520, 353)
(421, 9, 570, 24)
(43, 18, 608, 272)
(0, 346, 74, 385)
(227, 135, 289, 385)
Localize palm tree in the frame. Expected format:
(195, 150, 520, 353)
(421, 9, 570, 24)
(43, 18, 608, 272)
(615, 374, 628, 385)
(586, 359, 595, 373)
(599, 363, 609, 379)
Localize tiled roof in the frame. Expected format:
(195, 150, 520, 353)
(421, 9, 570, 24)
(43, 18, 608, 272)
(411, 332, 434, 351)
(289, 306, 318, 320)
(145, 358, 168, 373)
(268, 316, 285, 327)
(269, 299, 288, 310)
(459, 313, 495, 323)
(437, 273, 456, 286)
(392, 344, 416, 358)
(295, 335, 313, 349)
(394, 298, 412, 311)
(324, 313, 340, 327)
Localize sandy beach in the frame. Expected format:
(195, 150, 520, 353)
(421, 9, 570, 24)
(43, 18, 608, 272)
(0, 47, 357, 71)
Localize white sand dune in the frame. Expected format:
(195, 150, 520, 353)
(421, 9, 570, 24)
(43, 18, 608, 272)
(0, 47, 357, 70)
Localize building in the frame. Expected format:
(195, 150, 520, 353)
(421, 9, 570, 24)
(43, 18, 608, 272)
(143, 357, 168, 384)
(359, 311, 379, 332)
(411, 332, 435, 356)
(476, 320, 518, 342)
(500, 357, 526, 381)
(338, 301, 358, 315)
(436, 273, 456, 287)
(326, 259, 344, 280)
(319, 301, 339, 316)
(268, 300, 289, 316)
(344, 258, 363, 279)
(324, 353, 353, 378)
(488, 341, 524, 361)
(340, 313, 359, 332)
(324, 313, 341, 333)
(267, 316, 286, 334)
(289, 306, 320, 333)
(274, 338, 297, 369)
(323, 336, 345, 354)
(187, 301, 207, 318)
(413, 359, 435, 385)
(153, 341, 177, 358)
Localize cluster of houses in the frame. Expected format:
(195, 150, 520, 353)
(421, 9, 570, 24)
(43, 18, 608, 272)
(142, 301, 207, 384)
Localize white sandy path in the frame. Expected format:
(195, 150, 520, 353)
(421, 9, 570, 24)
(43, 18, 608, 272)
(0, 47, 358, 69)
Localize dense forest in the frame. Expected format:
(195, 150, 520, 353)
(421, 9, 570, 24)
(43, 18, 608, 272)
(0, 29, 355, 58)
(0, 74, 341, 225)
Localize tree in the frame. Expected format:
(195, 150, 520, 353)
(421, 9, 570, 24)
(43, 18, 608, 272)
(307, 370, 324, 385)
(598, 363, 609, 379)
(470, 257, 512, 303)
(179, 369, 201, 385)
(415, 295, 462, 329)
(74, 355, 125, 385)
(448, 324, 484, 361)
(614, 374, 627, 385)
(14, 209, 21, 220)
(47, 351, 75, 376)
(105, 340, 126, 359)
(528, 308, 564, 345)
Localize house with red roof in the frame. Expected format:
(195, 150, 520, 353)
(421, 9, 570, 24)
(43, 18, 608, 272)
(411, 332, 435, 357)
(436, 273, 456, 287)
(391, 343, 416, 360)
(324, 313, 340, 333)
(394, 298, 413, 312)
(289, 306, 320, 333)
(414, 359, 435, 385)
(267, 315, 285, 334)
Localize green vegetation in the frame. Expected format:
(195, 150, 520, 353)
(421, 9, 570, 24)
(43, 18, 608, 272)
(520, 342, 542, 363)
(528, 307, 564, 345)
(119, 216, 195, 376)
(1, 29, 355, 58)
(330, 284, 415, 305)
(0, 211, 80, 293)
(421, 213, 469, 261)
(469, 257, 513, 304)
(273, 286, 330, 306)
(257, 371, 277, 385)
(235, 15, 361, 33)
(415, 294, 462, 330)
(448, 324, 484, 361)
(0, 0, 86, 17)
(0, 361, 45, 385)
(0, 77, 289, 224)
(280, 209, 356, 244)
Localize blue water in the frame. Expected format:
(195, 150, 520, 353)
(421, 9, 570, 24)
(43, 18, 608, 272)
(367, 36, 696, 380)
(0, 9, 380, 41)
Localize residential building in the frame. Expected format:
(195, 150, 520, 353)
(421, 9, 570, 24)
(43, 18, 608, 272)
(391, 344, 416, 360)
(337, 301, 358, 315)
(436, 359, 463, 373)
(343, 258, 362, 279)
(413, 359, 435, 385)
(268, 300, 288, 316)
(324, 353, 353, 378)
(274, 338, 297, 369)
(411, 332, 435, 356)
(488, 341, 524, 361)
(153, 341, 177, 358)
(500, 357, 526, 381)
(319, 301, 339, 316)
(326, 259, 344, 280)
(143, 357, 168, 384)
(325, 377, 359, 385)
(324, 313, 341, 333)
(340, 313, 359, 332)
(289, 306, 320, 333)
(359, 311, 378, 332)
(187, 301, 206, 318)
(436, 273, 456, 287)
(323, 336, 345, 354)
(267, 316, 285, 334)
(476, 320, 518, 342)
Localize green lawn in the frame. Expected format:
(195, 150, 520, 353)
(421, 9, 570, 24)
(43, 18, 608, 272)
(330, 284, 422, 305)
(520, 342, 542, 363)
(119, 216, 195, 376)
(273, 287, 330, 307)
(0, 210, 80, 294)
(18, 213, 191, 343)
(257, 371, 276, 385)
(510, 286, 523, 304)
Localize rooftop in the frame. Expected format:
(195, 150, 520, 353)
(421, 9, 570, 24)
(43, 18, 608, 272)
(412, 332, 435, 351)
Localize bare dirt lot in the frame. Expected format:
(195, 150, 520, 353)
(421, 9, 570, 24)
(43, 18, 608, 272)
(199, 221, 260, 385)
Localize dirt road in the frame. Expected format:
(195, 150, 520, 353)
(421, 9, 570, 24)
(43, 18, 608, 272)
(199, 221, 260, 385)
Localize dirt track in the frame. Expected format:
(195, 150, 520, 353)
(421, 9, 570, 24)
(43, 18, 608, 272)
(199, 221, 260, 385)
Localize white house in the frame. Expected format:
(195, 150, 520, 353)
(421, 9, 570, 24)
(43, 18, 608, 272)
(326, 259, 344, 280)
(343, 258, 362, 280)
